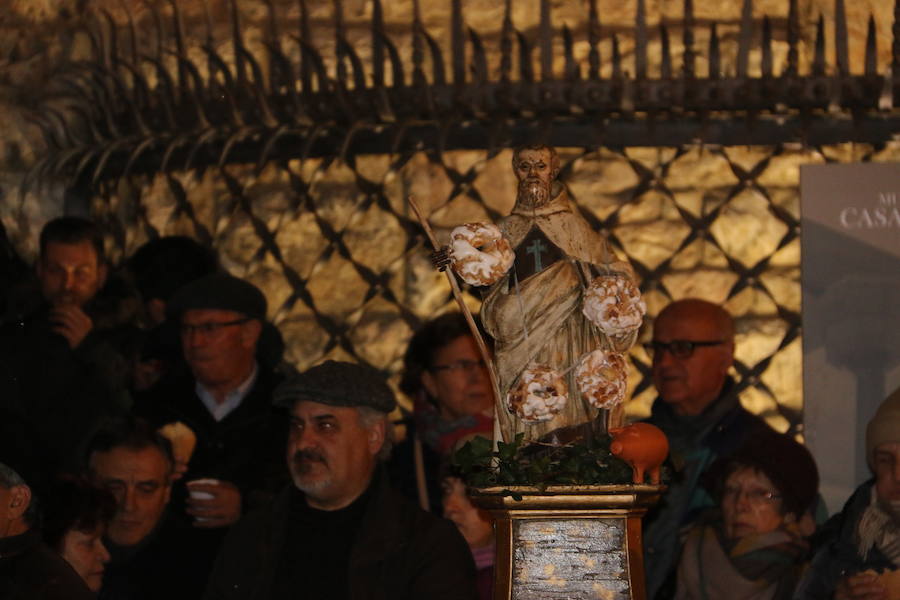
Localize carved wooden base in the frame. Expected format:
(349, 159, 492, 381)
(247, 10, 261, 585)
(472, 485, 664, 600)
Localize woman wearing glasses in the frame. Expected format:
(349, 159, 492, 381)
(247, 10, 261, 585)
(674, 430, 820, 600)
(390, 312, 494, 514)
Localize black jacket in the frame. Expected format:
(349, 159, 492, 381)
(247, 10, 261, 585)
(203, 470, 479, 600)
(100, 511, 212, 600)
(794, 480, 896, 600)
(0, 530, 94, 600)
(135, 366, 289, 509)
(642, 378, 776, 599)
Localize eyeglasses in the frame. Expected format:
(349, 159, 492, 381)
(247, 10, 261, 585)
(643, 340, 725, 359)
(722, 485, 782, 504)
(430, 359, 486, 374)
(180, 318, 250, 337)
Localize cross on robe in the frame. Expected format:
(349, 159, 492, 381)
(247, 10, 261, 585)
(514, 226, 563, 283)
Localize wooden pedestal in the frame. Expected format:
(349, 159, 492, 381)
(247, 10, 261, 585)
(472, 485, 663, 600)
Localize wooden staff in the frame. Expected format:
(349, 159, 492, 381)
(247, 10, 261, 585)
(407, 196, 512, 444)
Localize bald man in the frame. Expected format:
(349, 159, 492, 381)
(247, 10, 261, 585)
(641, 299, 774, 599)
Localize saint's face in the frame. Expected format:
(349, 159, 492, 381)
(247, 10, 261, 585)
(514, 148, 556, 208)
(513, 148, 555, 186)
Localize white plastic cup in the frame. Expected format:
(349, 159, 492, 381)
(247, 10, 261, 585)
(186, 478, 219, 521)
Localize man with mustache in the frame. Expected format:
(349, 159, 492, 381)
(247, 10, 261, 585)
(204, 360, 478, 600)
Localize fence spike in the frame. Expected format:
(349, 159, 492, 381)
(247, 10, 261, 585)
(564, 24, 579, 80)
(588, 0, 601, 80)
(517, 31, 534, 83)
(709, 23, 720, 79)
(661, 23, 672, 79)
(412, 0, 426, 86)
(762, 15, 773, 77)
(334, 0, 348, 87)
(865, 15, 877, 76)
(835, 0, 849, 75)
(452, 0, 465, 85)
(612, 33, 622, 79)
(683, 0, 695, 79)
(299, 0, 312, 91)
(501, 0, 513, 83)
(737, 0, 753, 78)
(814, 15, 826, 76)
(541, 0, 553, 80)
(470, 28, 488, 84)
(373, 0, 385, 88)
(787, 0, 799, 76)
(636, 0, 647, 79)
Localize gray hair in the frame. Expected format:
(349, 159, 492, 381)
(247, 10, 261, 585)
(0, 462, 37, 526)
(0, 462, 27, 489)
(357, 407, 394, 462)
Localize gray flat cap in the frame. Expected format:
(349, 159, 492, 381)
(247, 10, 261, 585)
(273, 360, 396, 413)
(167, 273, 267, 321)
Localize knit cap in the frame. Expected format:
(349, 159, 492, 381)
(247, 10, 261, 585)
(866, 385, 900, 471)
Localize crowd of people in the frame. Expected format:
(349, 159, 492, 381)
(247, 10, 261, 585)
(0, 216, 897, 599)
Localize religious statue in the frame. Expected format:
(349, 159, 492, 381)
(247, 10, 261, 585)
(434, 145, 646, 444)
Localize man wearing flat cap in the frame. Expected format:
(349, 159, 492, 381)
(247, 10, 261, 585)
(135, 273, 288, 535)
(204, 360, 479, 600)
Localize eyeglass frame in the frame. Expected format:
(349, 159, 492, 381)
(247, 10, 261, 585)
(721, 484, 783, 505)
(429, 359, 487, 374)
(179, 318, 251, 337)
(643, 339, 726, 359)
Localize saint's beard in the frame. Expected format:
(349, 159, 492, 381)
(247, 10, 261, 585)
(517, 178, 551, 208)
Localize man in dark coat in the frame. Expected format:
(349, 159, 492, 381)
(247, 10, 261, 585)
(204, 360, 479, 600)
(641, 299, 775, 599)
(0, 462, 94, 600)
(0, 217, 136, 479)
(135, 273, 288, 532)
(85, 418, 211, 600)
(795, 388, 900, 600)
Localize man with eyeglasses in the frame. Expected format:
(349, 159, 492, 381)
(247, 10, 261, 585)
(135, 273, 288, 540)
(641, 298, 775, 599)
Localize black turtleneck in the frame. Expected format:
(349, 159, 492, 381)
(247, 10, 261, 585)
(271, 475, 376, 600)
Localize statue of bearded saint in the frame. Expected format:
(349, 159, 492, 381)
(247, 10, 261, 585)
(476, 145, 641, 443)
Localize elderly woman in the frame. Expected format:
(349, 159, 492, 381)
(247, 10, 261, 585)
(41, 477, 116, 594)
(389, 312, 494, 512)
(795, 388, 899, 600)
(675, 430, 819, 600)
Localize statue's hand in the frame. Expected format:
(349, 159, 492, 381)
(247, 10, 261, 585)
(431, 246, 451, 272)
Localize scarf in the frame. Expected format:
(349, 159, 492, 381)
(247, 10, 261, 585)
(413, 392, 493, 456)
(685, 512, 808, 600)
(857, 487, 900, 566)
